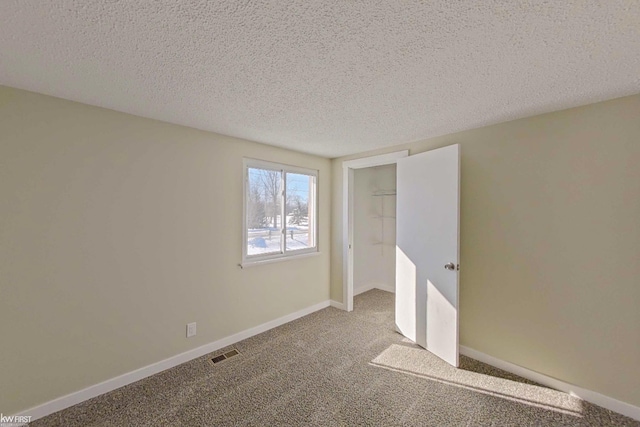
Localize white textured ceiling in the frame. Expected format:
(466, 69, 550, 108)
(1, 1, 639, 158)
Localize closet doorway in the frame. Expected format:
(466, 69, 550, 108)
(342, 151, 408, 311)
(342, 146, 460, 368)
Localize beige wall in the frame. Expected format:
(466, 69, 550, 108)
(0, 86, 331, 414)
(331, 94, 640, 407)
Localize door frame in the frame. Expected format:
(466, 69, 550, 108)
(342, 150, 409, 311)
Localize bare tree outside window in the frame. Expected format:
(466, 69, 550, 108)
(247, 167, 282, 255)
(244, 161, 317, 261)
(257, 169, 281, 229)
(246, 185, 265, 229)
(285, 172, 313, 251)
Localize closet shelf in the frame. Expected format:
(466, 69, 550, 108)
(371, 187, 396, 255)
(372, 190, 396, 196)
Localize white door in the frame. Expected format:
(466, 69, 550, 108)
(395, 144, 460, 367)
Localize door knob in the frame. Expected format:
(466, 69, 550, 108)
(444, 262, 457, 271)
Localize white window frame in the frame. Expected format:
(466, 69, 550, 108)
(242, 158, 319, 267)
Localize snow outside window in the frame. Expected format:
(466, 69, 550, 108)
(243, 159, 317, 265)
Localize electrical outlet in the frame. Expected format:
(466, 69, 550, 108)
(186, 322, 196, 338)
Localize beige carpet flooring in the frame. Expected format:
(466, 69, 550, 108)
(32, 290, 638, 426)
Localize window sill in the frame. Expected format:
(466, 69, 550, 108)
(240, 251, 321, 269)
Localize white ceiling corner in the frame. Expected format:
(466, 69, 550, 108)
(1, 0, 639, 158)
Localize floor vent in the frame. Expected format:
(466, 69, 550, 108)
(211, 348, 241, 364)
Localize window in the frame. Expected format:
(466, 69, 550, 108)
(243, 159, 318, 265)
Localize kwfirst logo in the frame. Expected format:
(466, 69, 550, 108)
(0, 413, 32, 426)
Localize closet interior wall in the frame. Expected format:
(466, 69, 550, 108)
(353, 164, 397, 295)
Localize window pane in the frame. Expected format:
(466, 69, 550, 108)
(285, 172, 315, 251)
(247, 167, 282, 256)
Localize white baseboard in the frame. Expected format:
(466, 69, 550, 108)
(16, 300, 331, 422)
(354, 283, 395, 296)
(460, 346, 640, 422)
(329, 300, 345, 310)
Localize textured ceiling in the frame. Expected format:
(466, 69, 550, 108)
(1, 1, 639, 158)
